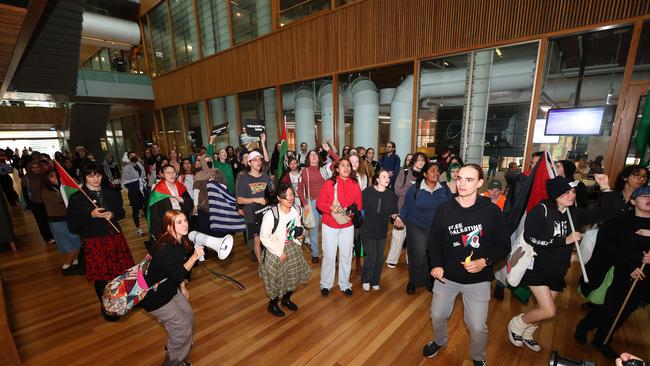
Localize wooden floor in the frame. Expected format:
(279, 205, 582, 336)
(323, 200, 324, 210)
(1, 204, 649, 366)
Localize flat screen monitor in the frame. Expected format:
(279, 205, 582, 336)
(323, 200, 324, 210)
(545, 107, 605, 136)
(532, 119, 560, 144)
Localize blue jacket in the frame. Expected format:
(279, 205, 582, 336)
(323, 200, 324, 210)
(379, 153, 401, 187)
(400, 182, 452, 229)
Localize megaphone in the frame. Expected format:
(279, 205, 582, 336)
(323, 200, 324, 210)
(188, 231, 233, 260)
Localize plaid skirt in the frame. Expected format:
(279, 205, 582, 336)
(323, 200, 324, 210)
(83, 233, 135, 281)
(259, 243, 311, 300)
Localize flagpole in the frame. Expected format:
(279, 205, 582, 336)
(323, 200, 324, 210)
(546, 150, 588, 283)
(603, 262, 646, 344)
(54, 160, 121, 234)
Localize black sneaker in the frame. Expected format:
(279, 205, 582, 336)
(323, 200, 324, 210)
(321, 288, 329, 296)
(406, 283, 416, 295)
(473, 361, 487, 366)
(422, 340, 444, 358)
(342, 288, 353, 296)
(592, 341, 618, 360)
(267, 301, 285, 317)
(61, 266, 78, 276)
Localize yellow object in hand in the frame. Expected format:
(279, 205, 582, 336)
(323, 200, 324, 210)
(465, 250, 473, 265)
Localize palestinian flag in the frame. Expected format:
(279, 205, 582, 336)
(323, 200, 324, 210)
(276, 116, 288, 180)
(499, 150, 555, 303)
(146, 180, 187, 230)
(54, 160, 80, 207)
(636, 87, 650, 166)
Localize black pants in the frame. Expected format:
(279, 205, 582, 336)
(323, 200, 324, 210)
(31, 202, 53, 242)
(406, 224, 432, 288)
(132, 206, 145, 227)
(361, 237, 386, 286)
(353, 228, 362, 260)
(579, 269, 648, 344)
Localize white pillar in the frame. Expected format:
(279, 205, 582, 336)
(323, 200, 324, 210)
(295, 86, 316, 149)
(208, 97, 228, 148)
(351, 77, 379, 153)
(463, 50, 493, 165)
(390, 75, 414, 157)
(317, 82, 335, 144)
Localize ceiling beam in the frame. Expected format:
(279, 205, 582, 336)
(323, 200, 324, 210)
(0, 0, 48, 98)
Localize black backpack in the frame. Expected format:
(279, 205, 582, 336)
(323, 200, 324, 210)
(270, 203, 303, 234)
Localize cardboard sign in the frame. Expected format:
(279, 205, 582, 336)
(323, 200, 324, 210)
(244, 119, 265, 137)
(212, 123, 228, 137)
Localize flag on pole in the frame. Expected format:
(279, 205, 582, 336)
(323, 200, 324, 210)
(501, 150, 555, 302)
(276, 116, 288, 180)
(146, 180, 187, 230)
(54, 160, 80, 207)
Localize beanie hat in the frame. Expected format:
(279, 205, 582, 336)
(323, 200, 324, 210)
(546, 176, 572, 200)
(631, 185, 650, 199)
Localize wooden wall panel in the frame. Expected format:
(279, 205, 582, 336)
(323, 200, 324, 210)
(0, 4, 27, 92)
(151, 0, 650, 109)
(0, 106, 66, 126)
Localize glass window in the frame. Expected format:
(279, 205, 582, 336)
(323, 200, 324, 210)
(138, 112, 155, 148)
(625, 96, 648, 165)
(632, 21, 650, 80)
(169, 0, 199, 66)
(533, 26, 633, 174)
(197, 0, 230, 56)
(163, 106, 187, 155)
(417, 53, 469, 160)
(142, 16, 157, 76)
(121, 115, 138, 154)
(99, 48, 111, 71)
(238, 89, 280, 149)
(149, 3, 175, 74)
(336, 0, 357, 5)
(183, 102, 207, 152)
(279, 0, 330, 26)
(155, 110, 168, 153)
(230, 0, 272, 45)
(208, 95, 238, 148)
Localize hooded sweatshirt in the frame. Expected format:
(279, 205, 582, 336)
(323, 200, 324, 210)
(316, 176, 362, 229)
(428, 195, 510, 284)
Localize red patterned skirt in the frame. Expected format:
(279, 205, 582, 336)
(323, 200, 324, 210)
(83, 233, 135, 281)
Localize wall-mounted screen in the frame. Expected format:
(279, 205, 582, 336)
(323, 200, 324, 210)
(532, 119, 560, 144)
(545, 107, 605, 136)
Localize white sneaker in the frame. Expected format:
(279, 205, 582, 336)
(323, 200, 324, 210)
(136, 227, 144, 237)
(507, 316, 524, 347)
(362, 283, 370, 292)
(372, 285, 380, 291)
(521, 324, 541, 352)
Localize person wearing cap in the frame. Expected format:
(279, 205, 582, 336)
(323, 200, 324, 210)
(507, 174, 618, 353)
(236, 149, 274, 262)
(574, 186, 650, 359)
(555, 160, 588, 208)
(481, 180, 505, 211)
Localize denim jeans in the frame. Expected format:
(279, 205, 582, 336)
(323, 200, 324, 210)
(307, 198, 321, 257)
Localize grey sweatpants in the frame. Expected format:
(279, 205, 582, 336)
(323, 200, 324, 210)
(150, 290, 194, 366)
(430, 279, 490, 361)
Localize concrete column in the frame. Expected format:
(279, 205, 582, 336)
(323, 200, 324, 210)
(463, 50, 493, 164)
(263, 88, 278, 148)
(295, 86, 316, 149)
(390, 75, 414, 157)
(317, 82, 335, 144)
(351, 77, 379, 153)
(225, 95, 238, 147)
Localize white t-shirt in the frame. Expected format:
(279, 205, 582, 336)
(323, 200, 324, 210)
(259, 205, 302, 257)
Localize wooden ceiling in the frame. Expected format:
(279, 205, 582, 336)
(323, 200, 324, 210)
(0, 4, 27, 93)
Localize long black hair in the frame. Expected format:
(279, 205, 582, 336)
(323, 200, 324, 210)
(614, 165, 649, 191)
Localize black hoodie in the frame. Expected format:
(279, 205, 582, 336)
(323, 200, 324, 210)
(428, 195, 510, 284)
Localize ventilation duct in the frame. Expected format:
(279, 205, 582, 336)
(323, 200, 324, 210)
(350, 77, 379, 153)
(82, 12, 140, 50)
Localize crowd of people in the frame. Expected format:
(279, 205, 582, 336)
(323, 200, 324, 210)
(0, 139, 648, 366)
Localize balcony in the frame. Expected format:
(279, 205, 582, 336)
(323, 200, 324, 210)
(76, 69, 154, 101)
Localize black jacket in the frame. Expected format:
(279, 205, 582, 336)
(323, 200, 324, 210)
(67, 186, 124, 238)
(140, 240, 190, 312)
(428, 195, 510, 284)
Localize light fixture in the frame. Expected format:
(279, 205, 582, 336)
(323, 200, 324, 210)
(186, 45, 193, 51)
(605, 87, 614, 105)
(236, 12, 241, 17)
(443, 61, 449, 66)
(540, 105, 551, 112)
(280, 23, 285, 27)
(495, 48, 502, 57)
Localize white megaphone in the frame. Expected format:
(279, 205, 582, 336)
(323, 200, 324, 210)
(188, 231, 234, 261)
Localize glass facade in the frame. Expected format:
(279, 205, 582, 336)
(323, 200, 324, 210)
(532, 26, 633, 170)
(279, 0, 330, 26)
(169, 0, 199, 66)
(149, 2, 175, 74)
(632, 21, 650, 80)
(163, 106, 187, 154)
(231, 0, 272, 45)
(183, 102, 209, 152)
(197, 0, 231, 56)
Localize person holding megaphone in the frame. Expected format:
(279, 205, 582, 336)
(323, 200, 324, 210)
(140, 209, 204, 366)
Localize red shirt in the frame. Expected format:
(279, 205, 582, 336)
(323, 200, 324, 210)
(316, 176, 363, 229)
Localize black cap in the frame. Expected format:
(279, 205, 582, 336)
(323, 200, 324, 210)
(546, 176, 572, 200)
(487, 180, 502, 190)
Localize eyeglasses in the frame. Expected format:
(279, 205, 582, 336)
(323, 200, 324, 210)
(631, 173, 649, 180)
